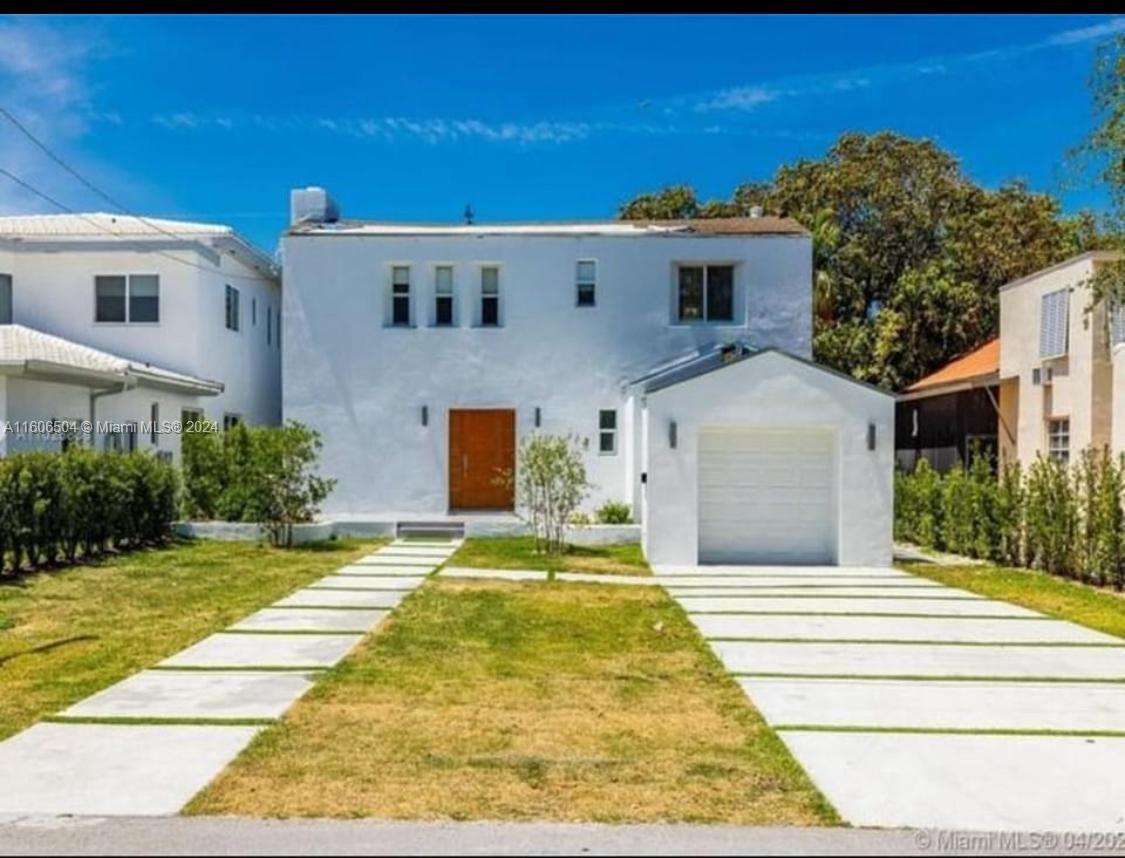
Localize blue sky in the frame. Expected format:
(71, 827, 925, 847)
(0, 14, 1121, 250)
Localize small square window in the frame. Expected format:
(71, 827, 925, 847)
(128, 275, 159, 323)
(598, 409, 617, 455)
(223, 413, 242, 432)
(95, 276, 127, 323)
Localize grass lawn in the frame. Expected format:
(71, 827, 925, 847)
(188, 578, 833, 825)
(447, 536, 650, 576)
(902, 561, 1125, 639)
(0, 537, 380, 741)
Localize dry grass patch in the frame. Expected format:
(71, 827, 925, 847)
(0, 538, 381, 740)
(188, 579, 834, 825)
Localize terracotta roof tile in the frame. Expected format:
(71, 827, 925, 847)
(905, 338, 999, 392)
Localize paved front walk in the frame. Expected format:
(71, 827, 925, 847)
(656, 565, 1125, 832)
(0, 539, 455, 818)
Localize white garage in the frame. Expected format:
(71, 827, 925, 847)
(637, 347, 893, 568)
(697, 427, 836, 565)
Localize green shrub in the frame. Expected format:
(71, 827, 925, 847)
(941, 466, 974, 555)
(1024, 456, 1078, 577)
(994, 462, 1024, 566)
(181, 421, 335, 546)
(595, 500, 632, 524)
(0, 447, 178, 576)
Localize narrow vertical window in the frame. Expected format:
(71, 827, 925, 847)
(677, 266, 704, 321)
(435, 265, 454, 326)
(1048, 418, 1070, 464)
(0, 274, 11, 324)
(150, 402, 159, 446)
(598, 409, 617, 455)
(252, 297, 257, 326)
(391, 265, 411, 326)
(225, 284, 240, 331)
(267, 306, 272, 345)
(576, 260, 596, 307)
(481, 266, 500, 327)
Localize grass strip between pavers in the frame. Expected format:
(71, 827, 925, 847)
(733, 671, 1125, 682)
(45, 715, 276, 727)
(704, 637, 1125, 647)
(774, 724, 1125, 738)
(685, 610, 1045, 619)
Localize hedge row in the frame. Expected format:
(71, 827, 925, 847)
(895, 450, 1125, 588)
(0, 448, 179, 576)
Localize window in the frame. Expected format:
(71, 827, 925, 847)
(95, 275, 127, 322)
(225, 284, 240, 331)
(480, 266, 500, 327)
(576, 260, 596, 307)
(677, 264, 734, 323)
(434, 265, 454, 326)
(223, 413, 242, 431)
(1048, 418, 1070, 464)
(252, 297, 257, 326)
(181, 407, 204, 433)
(598, 409, 617, 455)
(95, 275, 159, 323)
(0, 273, 11, 324)
(1039, 288, 1069, 358)
(1112, 302, 1125, 346)
(128, 275, 159, 323)
(150, 402, 159, 446)
(267, 306, 272, 345)
(103, 424, 137, 454)
(391, 265, 411, 326)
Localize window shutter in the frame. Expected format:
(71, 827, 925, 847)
(1112, 303, 1125, 347)
(1039, 289, 1069, 359)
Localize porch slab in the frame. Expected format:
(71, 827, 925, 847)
(741, 677, 1125, 731)
(674, 595, 1039, 617)
(778, 730, 1125, 830)
(273, 589, 407, 609)
(0, 723, 259, 816)
(229, 607, 388, 633)
(335, 564, 434, 577)
(309, 575, 425, 591)
(691, 614, 1117, 644)
(160, 633, 362, 669)
(62, 670, 316, 721)
(663, 585, 986, 599)
(373, 546, 457, 558)
(653, 576, 946, 588)
(713, 641, 1125, 679)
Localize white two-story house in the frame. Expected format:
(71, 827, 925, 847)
(0, 213, 281, 459)
(282, 188, 892, 566)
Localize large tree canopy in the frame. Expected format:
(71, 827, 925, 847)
(619, 132, 1096, 390)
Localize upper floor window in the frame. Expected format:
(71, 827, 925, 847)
(677, 264, 734, 323)
(1048, 418, 1070, 464)
(267, 306, 272, 345)
(1039, 288, 1068, 359)
(252, 297, 257, 326)
(225, 284, 240, 331)
(0, 273, 11, 324)
(481, 266, 500, 327)
(96, 274, 160, 324)
(434, 265, 454, 326)
(150, 402, 159, 446)
(391, 265, 411, 326)
(576, 260, 596, 307)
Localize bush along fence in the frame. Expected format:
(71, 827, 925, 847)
(895, 449, 1125, 588)
(0, 447, 179, 576)
(181, 421, 335, 547)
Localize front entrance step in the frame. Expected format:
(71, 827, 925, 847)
(396, 520, 465, 540)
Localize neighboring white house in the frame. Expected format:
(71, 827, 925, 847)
(282, 188, 893, 566)
(0, 213, 281, 459)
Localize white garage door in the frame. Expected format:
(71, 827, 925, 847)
(698, 428, 836, 565)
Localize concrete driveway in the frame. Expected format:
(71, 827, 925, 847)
(656, 565, 1125, 831)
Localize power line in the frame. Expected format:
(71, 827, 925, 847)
(0, 105, 276, 281)
(0, 165, 274, 282)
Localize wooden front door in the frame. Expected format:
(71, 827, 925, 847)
(448, 409, 516, 511)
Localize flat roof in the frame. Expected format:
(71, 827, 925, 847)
(289, 216, 808, 237)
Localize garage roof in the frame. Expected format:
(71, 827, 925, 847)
(633, 341, 892, 397)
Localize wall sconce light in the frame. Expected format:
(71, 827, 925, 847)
(669, 420, 678, 449)
(421, 405, 429, 427)
(534, 407, 541, 428)
(867, 422, 876, 451)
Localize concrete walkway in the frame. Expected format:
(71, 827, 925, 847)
(656, 565, 1125, 831)
(0, 540, 456, 817)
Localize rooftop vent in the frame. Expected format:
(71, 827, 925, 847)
(290, 187, 339, 226)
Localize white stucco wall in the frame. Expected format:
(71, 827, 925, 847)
(283, 230, 813, 515)
(0, 241, 281, 435)
(641, 351, 894, 567)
